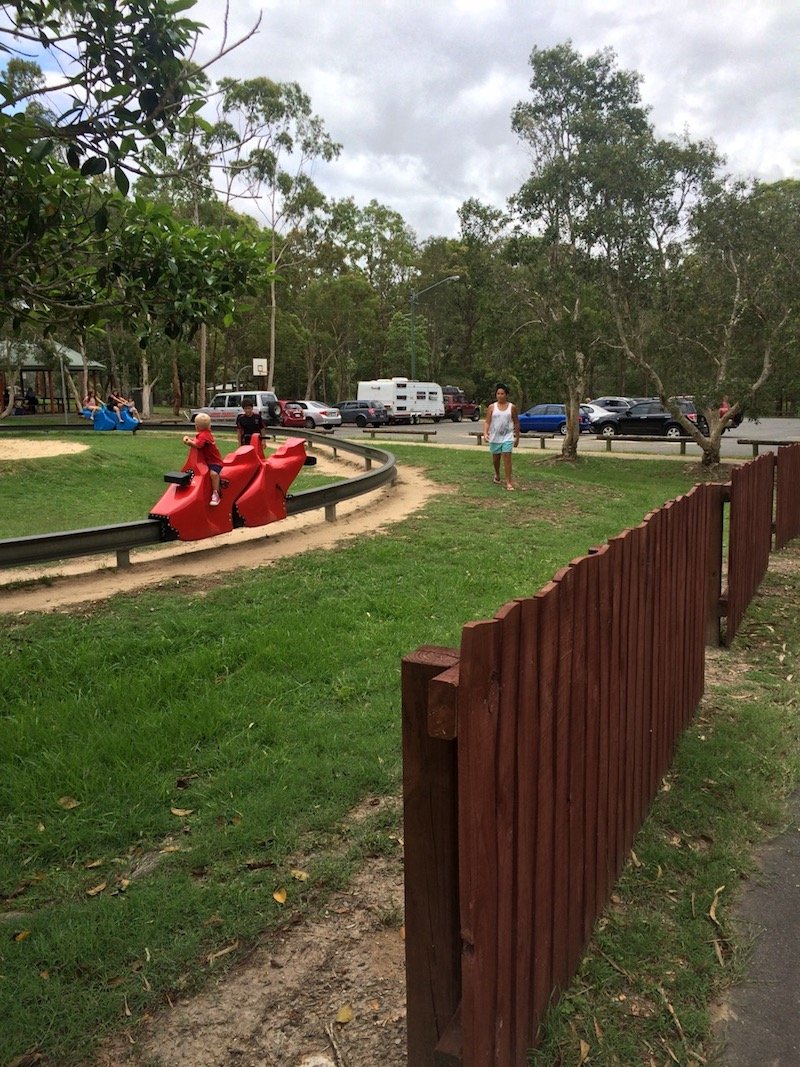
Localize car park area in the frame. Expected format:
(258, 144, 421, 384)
(519, 403, 591, 435)
(591, 399, 708, 438)
(334, 399, 389, 427)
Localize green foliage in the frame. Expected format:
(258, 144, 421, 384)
(0, 1, 268, 342)
(2, 1, 207, 169)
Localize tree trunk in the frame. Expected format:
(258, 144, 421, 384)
(198, 323, 208, 407)
(64, 371, 83, 413)
(78, 334, 89, 400)
(140, 353, 157, 418)
(171, 354, 182, 415)
(268, 274, 277, 391)
(560, 350, 587, 461)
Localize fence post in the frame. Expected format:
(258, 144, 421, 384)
(705, 482, 728, 648)
(402, 645, 462, 1067)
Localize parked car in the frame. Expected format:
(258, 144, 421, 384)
(589, 395, 635, 412)
(191, 390, 280, 425)
(334, 399, 389, 427)
(591, 399, 709, 438)
(518, 404, 591, 435)
(279, 401, 306, 428)
(292, 400, 343, 429)
(581, 402, 614, 424)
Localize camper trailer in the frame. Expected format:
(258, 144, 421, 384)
(356, 378, 444, 424)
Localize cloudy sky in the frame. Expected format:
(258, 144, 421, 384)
(193, 0, 797, 240)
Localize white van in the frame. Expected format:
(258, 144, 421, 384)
(357, 378, 444, 424)
(190, 390, 281, 426)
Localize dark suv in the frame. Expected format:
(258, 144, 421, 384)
(592, 399, 709, 439)
(334, 399, 389, 427)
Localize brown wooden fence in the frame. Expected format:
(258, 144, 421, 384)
(775, 443, 800, 551)
(403, 452, 800, 1066)
(725, 452, 776, 644)
(403, 485, 713, 1066)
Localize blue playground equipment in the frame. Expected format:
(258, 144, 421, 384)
(92, 406, 139, 431)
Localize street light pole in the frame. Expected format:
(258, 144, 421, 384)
(409, 274, 459, 380)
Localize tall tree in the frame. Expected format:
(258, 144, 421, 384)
(214, 78, 341, 390)
(511, 42, 721, 461)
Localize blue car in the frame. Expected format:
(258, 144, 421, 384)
(518, 404, 591, 435)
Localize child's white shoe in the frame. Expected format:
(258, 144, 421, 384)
(210, 491, 220, 506)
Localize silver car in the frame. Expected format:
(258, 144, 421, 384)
(293, 400, 343, 429)
(590, 395, 634, 412)
(190, 390, 280, 425)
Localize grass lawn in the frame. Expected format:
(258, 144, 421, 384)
(0, 437, 797, 1064)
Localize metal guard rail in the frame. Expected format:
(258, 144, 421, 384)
(0, 431, 397, 569)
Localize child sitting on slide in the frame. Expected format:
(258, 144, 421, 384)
(183, 413, 224, 506)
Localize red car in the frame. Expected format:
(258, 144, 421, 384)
(279, 401, 306, 428)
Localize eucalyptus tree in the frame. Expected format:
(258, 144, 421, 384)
(660, 178, 800, 457)
(291, 273, 381, 398)
(510, 41, 719, 460)
(213, 77, 341, 390)
(455, 199, 511, 385)
(308, 197, 418, 366)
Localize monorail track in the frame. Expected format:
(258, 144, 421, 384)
(0, 428, 397, 570)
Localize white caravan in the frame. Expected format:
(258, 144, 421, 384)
(357, 378, 445, 424)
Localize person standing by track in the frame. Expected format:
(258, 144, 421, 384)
(483, 382, 519, 490)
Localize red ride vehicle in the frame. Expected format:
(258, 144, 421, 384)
(150, 432, 313, 542)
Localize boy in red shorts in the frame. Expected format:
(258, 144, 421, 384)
(183, 412, 224, 506)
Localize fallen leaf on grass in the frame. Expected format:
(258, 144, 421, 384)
(290, 868, 309, 882)
(578, 1038, 590, 1063)
(13, 929, 32, 942)
(708, 885, 725, 929)
(57, 796, 80, 810)
(86, 882, 107, 897)
(159, 844, 181, 854)
(170, 808, 194, 817)
(273, 888, 287, 905)
(84, 859, 103, 869)
(335, 1003, 353, 1025)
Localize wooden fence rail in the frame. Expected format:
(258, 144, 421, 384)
(404, 453, 800, 1066)
(725, 452, 776, 644)
(775, 442, 800, 550)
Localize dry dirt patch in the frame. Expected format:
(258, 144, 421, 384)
(95, 799, 407, 1067)
(0, 436, 89, 461)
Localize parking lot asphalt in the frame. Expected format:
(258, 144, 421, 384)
(343, 416, 800, 460)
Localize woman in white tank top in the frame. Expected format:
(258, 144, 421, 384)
(483, 382, 520, 490)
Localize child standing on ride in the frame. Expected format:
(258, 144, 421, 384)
(183, 413, 224, 506)
(483, 382, 520, 490)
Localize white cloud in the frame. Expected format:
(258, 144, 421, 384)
(191, 0, 799, 237)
